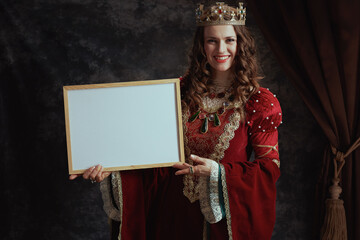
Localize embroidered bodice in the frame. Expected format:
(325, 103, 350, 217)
(186, 108, 237, 160)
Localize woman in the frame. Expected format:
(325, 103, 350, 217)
(70, 2, 282, 239)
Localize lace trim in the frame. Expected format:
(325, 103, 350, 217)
(100, 173, 122, 222)
(199, 161, 222, 223)
(203, 220, 208, 240)
(182, 111, 191, 159)
(105, 172, 124, 240)
(183, 111, 201, 203)
(201, 95, 239, 113)
(210, 110, 241, 162)
(183, 174, 201, 203)
(114, 172, 123, 240)
(220, 164, 233, 240)
(183, 109, 241, 203)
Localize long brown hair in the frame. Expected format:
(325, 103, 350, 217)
(181, 25, 260, 120)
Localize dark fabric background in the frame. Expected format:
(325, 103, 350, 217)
(248, 1, 360, 239)
(0, 1, 326, 239)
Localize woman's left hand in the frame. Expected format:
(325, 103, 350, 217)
(173, 154, 214, 177)
(69, 164, 111, 183)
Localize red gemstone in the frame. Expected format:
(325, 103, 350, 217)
(218, 107, 225, 115)
(218, 9, 222, 14)
(209, 93, 216, 99)
(199, 113, 207, 119)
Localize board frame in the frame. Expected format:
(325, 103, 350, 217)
(63, 78, 184, 174)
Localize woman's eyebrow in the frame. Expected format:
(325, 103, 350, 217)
(205, 35, 236, 39)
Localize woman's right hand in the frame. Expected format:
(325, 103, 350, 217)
(69, 164, 111, 183)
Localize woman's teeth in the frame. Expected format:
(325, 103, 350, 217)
(215, 56, 229, 60)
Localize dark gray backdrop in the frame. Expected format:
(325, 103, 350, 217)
(0, 0, 326, 239)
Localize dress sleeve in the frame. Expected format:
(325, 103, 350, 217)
(246, 88, 282, 169)
(218, 88, 282, 239)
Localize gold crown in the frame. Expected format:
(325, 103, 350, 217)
(196, 2, 246, 26)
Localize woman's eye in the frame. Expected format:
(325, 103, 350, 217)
(227, 38, 236, 43)
(207, 39, 216, 43)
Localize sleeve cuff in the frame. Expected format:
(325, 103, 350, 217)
(199, 161, 224, 223)
(100, 172, 122, 221)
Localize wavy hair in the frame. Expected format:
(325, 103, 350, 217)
(181, 25, 260, 120)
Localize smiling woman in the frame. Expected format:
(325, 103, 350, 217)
(204, 25, 238, 73)
(71, 2, 282, 240)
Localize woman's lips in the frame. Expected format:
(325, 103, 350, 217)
(214, 55, 230, 63)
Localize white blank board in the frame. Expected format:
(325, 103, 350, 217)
(63, 79, 184, 174)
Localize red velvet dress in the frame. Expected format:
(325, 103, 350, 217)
(100, 87, 282, 240)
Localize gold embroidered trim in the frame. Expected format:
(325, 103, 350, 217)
(183, 111, 201, 203)
(183, 109, 240, 203)
(203, 220, 208, 240)
(253, 143, 279, 158)
(220, 164, 233, 240)
(182, 111, 191, 158)
(183, 109, 241, 203)
(199, 162, 223, 223)
(272, 159, 280, 168)
(210, 110, 241, 162)
(183, 174, 201, 203)
(114, 172, 123, 240)
(100, 174, 121, 221)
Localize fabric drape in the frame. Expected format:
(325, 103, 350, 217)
(247, 0, 360, 239)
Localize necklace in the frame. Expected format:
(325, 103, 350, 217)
(189, 90, 238, 134)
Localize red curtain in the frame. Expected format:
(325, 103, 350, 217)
(248, 0, 360, 239)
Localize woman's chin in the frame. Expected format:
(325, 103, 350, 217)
(212, 66, 233, 74)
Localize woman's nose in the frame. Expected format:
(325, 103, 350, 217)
(218, 41, 226, 53)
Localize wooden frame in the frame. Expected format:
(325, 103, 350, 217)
(63, 78, 184, 174)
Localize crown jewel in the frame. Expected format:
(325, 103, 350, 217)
(196, 2, 246, 26)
